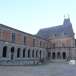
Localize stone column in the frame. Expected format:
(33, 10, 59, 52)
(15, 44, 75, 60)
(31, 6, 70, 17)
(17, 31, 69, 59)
(7, 46, 10, 59)
(14, 47, 17, 60)
(34, 49, 36, 58)
(0, 45, 3, 59)
(30, 48, 33, 59)
(20, 48, 23, 58)
(25, 48, 28, 59)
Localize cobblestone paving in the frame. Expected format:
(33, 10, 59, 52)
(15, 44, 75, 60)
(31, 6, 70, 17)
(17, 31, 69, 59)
(0, 63, 76, 76)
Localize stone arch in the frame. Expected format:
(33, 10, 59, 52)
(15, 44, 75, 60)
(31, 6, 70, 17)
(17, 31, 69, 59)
(28, 49, 30, 58)
(2, 46, 7, 57)
(62, 52, 66, 59)
(57, 52, 61, 59)
(11, 47, 15, 60)
(23, 48, 26, 58)
(17, 48, 21, 58)
(52, 52, 56, 59)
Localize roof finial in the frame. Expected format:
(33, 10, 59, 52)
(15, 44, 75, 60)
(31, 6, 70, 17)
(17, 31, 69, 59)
(64, 14, 70, 19)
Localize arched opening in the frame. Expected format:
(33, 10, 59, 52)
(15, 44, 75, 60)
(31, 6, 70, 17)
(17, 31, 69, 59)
(52, 52, 55, 59)
(11, 47, 14, 60)
(57, 52, 61, 59)
(23, 48, 26, 58)
(17, 48, 20, 58)
(28, 49, 30, 58)
(62, 52, 66, 59)
(2, 46, 7, 57)
(32, 50, 34, 58)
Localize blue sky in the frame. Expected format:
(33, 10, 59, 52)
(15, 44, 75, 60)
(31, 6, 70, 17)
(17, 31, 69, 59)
(0, 0, 76, 37)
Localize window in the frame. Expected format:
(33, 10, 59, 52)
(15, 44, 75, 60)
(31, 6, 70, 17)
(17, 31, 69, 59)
(24, 36, 26, 45)
(23, 48, 26, 57)
(12, 33, 16, 43)
(52, 52, 55, 59)
(62, 52, 66, 59)
(11, 47, 14, 60)
(28, 49, 30, 58)
(11, 47, 14, 53)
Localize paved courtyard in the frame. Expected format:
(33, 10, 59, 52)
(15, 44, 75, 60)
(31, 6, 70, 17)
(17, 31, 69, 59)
(0, 63, 76, 76)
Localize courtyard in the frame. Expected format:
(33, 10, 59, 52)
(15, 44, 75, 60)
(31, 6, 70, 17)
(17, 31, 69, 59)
(0, 62, 76, 76)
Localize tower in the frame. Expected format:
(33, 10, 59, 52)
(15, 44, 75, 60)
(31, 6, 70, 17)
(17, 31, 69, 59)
(63, 15, 72, 26)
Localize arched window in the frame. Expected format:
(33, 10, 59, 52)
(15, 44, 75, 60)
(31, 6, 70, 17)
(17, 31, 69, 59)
(32, 50, 34, 58)
(52, 52, 55, 59)
(17, 48, 20, 58)
(62, 52, 66, 59)
(23, 48, 26, 57)
(2, 46, 7, 57)
(11, 47, 14, 60)
(28, 49, 30, 58)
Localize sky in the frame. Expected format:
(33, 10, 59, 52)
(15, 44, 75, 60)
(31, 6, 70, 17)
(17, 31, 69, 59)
(0, 0, 76, 37)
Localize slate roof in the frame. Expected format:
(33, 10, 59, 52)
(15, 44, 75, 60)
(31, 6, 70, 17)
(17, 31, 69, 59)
(37, 18, 74, 39)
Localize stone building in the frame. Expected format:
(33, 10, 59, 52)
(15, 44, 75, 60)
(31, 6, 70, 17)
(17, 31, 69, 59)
(0, 24, 48, 65)
(37, 18, 76, 61)
(0, 18, 76, 65)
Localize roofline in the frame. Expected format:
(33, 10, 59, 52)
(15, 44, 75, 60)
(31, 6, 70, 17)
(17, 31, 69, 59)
(0, 24, 48, 41)
(38, 25, 63, 31)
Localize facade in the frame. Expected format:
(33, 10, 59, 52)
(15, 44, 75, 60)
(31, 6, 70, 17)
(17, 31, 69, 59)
(0, 24, 48, 65)
(0, 18, 76, 65)
(37, 18, 76, 61)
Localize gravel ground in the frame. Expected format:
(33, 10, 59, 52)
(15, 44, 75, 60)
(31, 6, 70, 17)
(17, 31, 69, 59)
(0, 63, 76, 76)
